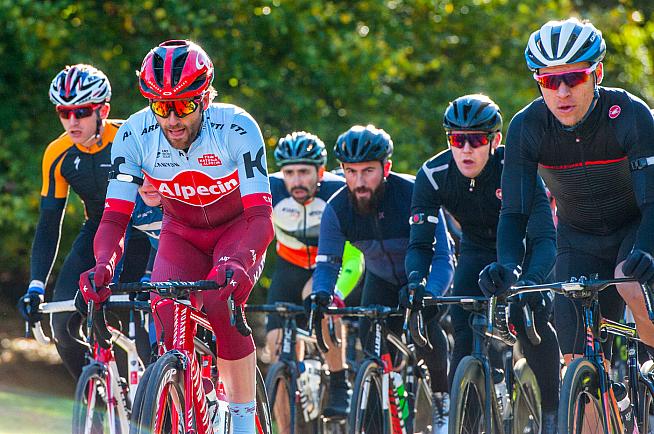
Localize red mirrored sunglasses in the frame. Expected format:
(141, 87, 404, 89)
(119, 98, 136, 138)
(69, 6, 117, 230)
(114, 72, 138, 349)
(533, 66, 596, 90)
(447, 132, 495, 149)
(56, 104, 103, 119)
(150, 97, 202, 118)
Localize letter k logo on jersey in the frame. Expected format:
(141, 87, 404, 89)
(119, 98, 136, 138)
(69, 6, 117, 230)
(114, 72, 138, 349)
(198, 154, 222, 166)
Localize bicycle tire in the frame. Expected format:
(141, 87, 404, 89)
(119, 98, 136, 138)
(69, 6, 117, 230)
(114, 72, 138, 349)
(348, 359, 388, 434)
(449, 356, 489, 434)
(638, 362, 654, 434)
(128, 362, 154, 434)
(512, 358, 541, 434)
(73, 362, 124, 434)
(558, 358, 620, 434)
(255, 365, 274, 434)
(265, 361, 315, 434)
(134, 352, 189, 434)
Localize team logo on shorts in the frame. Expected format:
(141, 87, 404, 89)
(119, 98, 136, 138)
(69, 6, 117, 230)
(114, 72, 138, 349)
(608, 105, 621, 119)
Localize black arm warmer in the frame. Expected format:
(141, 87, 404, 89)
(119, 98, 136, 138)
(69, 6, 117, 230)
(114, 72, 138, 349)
(497, 212, 529, 269)
(406, 218, 438, 282)
(30, 200, 66, 282)
(635, 202, 654, 254)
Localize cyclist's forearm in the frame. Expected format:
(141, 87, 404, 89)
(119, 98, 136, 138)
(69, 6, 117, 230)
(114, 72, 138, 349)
(634, 202, 654, 254)
(521, 236, 556, 284)
(30, 203, 65, 283)
(94, 209, 131, 268)
(497, 212, 529, 268)
(406, 220, 438, 282)
(228, 204, 273, 269)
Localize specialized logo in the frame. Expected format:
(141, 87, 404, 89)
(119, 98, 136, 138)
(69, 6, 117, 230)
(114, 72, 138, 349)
(608, 105, 621, 119)
(197, 153, 222, 166)
(145, 170, 240, 206)
(74, 156, 81, 170)
(496, 188, 502, 200)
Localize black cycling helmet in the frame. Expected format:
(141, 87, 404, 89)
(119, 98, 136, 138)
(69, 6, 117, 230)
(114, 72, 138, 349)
(274, 131, 327, 167)
(443, 94, 502, 132)
(334, 124, 393, 163)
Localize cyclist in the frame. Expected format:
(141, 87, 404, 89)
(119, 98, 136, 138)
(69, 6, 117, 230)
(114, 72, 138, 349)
(310, 124, 455, 424)
(406, 94, 559, 433)
(480, 17, 654, 380)
(77, 40, 274, 433)
(18, 64, 151, 379)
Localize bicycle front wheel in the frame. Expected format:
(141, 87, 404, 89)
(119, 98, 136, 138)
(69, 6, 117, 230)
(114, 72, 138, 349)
(255, 365, 274, 434)
(265, 361, 314, 434)
(558, 358, 619, 434)
(449, 356, 488, 434)
(512, 358, 541, 434)
(73, 362, 125, 434)
(134, 352, 188, 434)
(348, 359, 387, 434)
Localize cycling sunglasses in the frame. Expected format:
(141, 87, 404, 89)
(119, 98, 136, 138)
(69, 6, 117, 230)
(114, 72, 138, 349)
(150, 97, 202, 118)
(56, 104, 102, 119)
(447, 132, 495, 149)
(533, 65, 596, 90)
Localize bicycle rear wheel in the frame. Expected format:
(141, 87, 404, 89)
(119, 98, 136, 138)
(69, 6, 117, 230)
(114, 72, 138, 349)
(265, 361, 315, 434)
(348, 359, 388, 434)
(558, 358, 620, 434)
(449, 356, 489, 434)
(512, 358, 541, 434)
(255, 365, 274, 434)
(73, 362, 125, 434)
(134, 352, 188, 434)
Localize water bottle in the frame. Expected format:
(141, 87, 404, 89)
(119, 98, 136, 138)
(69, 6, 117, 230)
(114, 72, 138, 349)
(205, 379, 230, 434)
(303, 359, 322, 420)
(297, 362, 316, 422)
(389, 371, 409, 421)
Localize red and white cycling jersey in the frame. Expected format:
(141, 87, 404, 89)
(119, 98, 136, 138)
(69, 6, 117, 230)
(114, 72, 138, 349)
(106, 103, 271, 227)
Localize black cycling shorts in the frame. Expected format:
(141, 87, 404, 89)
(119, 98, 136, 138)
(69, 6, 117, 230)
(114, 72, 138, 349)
(554, 219, 638, 358)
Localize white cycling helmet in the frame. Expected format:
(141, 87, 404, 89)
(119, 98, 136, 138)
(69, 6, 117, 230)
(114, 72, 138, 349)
(49, 64, 112, 106)
(525, 18, 606, 71)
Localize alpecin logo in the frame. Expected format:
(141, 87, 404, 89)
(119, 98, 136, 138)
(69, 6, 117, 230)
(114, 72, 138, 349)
(198, 153, 222, 166)
(145, 170, 240, 206)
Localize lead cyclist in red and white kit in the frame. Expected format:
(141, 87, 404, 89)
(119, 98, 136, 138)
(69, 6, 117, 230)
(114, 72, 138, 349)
(78, 40, 274, 433)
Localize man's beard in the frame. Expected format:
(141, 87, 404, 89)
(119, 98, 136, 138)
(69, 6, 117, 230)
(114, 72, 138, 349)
(350, 182, 385, 215)
(291, 186, 312, 204)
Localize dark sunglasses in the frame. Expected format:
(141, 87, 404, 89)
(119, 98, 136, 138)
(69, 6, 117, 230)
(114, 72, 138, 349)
(150, 97, 202, 118)
(56, 104, 101, 119)
(533, 66, 596, 90)
(447, 132, 495, 149)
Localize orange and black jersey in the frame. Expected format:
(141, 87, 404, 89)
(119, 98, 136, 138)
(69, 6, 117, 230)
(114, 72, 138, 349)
(30, 121, 122, 283)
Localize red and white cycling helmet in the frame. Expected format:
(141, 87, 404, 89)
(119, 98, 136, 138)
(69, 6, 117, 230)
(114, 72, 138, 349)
(139, 40, 214, 100)
(49, 64, 111, 106)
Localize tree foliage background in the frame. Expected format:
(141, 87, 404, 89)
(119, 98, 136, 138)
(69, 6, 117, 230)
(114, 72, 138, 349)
(0, 0, 653, 301)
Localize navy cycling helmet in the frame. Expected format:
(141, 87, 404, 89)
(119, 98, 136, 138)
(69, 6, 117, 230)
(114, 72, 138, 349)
(443, 94, 502, 132)
(334, 125, 393, 163)
(274, 131, 327, 167)
(525, 18, 606, 71)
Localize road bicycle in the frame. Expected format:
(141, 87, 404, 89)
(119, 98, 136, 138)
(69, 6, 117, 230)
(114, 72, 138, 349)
(247, 302, 325, 434)
(422, 294, 542, 434)
(30, 295, 149, 434)
(100, 278, 272, 434)
(312, 304, 433, 434)
(512, 276, 654, 434)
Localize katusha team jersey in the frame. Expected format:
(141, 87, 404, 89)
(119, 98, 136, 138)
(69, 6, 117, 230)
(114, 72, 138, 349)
(105, 103, 271, 225)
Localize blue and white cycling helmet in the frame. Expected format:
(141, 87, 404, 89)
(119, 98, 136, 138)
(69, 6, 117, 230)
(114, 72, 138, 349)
(49, 64, 112, 106)
(334, 124, 393, 163)
(274, 131, 327, 167)
(525, 18, 606, 71)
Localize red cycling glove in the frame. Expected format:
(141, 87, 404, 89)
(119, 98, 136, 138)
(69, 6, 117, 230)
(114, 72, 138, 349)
(207, 259, 253, 305)
(78, 262, 113, 308)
